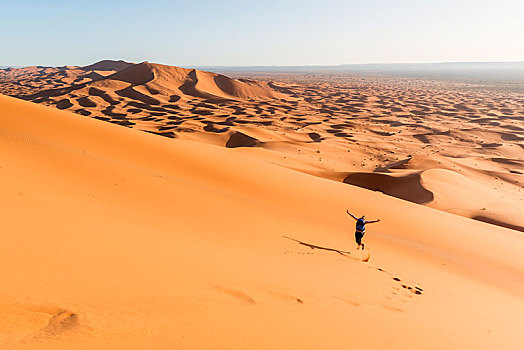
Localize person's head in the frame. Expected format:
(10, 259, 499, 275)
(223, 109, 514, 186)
(361, 215, 366, 220)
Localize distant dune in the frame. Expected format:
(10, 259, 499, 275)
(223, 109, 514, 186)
(210, 62, 524, 93)
(104, 61, 286, 100)
(0, 60, 133, 97)
(81, 59, 134, 72)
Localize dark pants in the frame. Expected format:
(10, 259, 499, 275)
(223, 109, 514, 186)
(355, 231, 364, 246)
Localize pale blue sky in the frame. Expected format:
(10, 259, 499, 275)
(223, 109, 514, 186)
(1, 0, 523, 66)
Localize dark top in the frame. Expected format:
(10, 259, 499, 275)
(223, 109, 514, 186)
(356, 218, 366, 232)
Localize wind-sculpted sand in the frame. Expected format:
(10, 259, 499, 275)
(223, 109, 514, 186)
(2, 61, 522, 232)
(0, 93, 523, 349)
(1, 61, 524, 348)
(0, 60, 132, 97)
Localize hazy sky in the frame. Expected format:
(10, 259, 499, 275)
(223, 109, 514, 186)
(1, 0, 523, 66)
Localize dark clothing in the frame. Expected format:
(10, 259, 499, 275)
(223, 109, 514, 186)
(356, 218, 366, 232)
(355, 230, 364, 245)
(355, 218, 366, 246)
(347, 212, 376, 248)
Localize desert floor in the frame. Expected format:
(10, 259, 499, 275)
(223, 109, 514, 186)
(0, 62, 523, 348)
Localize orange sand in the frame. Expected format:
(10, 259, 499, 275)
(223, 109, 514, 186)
(0, 92, 523, 349)
(2, 62, 521, 232)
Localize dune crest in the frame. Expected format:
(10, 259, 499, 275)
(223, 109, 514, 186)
(81, 59, 134, 72)
(106, 61, 286, 100)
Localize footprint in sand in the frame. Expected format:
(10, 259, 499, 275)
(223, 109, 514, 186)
(0, 304, 82, 344)
(215, 286, 256, 304)
(37, 309, 79, 337)
(401, 284, 423, 295)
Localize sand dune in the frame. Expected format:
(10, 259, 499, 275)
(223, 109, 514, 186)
(0, 60, 132, 97)
(340, 166, 523, 231)
(0, 93, 523, 349)
(421, 168, 524, 231)
(24, 61, 285, 104)
(81, 59, 134, 72)
(1, 62, 523, 232)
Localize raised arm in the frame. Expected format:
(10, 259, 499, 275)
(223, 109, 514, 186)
(346, 210, 358, 220)
(365, 219, 380, 224)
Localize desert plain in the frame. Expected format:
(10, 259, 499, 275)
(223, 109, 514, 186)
(0, 60, 522, 349)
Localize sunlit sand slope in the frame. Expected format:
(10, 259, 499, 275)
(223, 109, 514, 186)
(0, 95, 522, 349)
(4, 65, 522, 231)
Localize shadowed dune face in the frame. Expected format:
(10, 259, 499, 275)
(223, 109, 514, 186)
(225, 131, 261, 148)
(343, 172, 434, 204)
(473, 216, 524, 232)
(1, 63, 523, 232)
(81, 59, 134, 72)
(109, 62, 156, 85)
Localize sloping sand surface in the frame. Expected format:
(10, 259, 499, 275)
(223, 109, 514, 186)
(0, 95, 523, 349)
(2, 64, 521, 232)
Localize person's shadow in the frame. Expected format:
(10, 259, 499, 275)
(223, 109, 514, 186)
(282, 236, 370, 262)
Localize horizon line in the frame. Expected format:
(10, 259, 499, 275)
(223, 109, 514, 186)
(3, 60, 524, 69)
